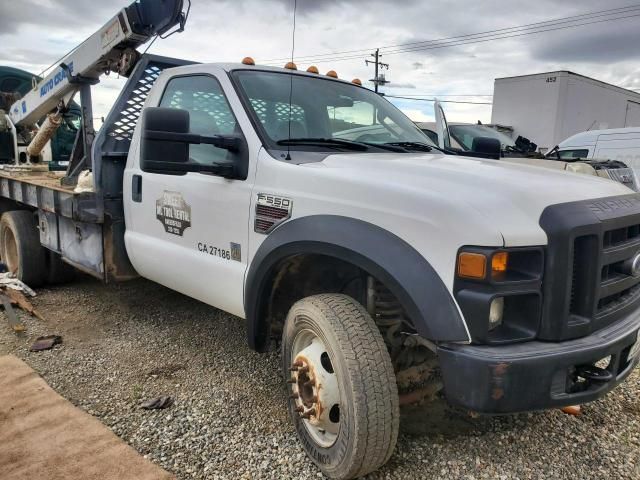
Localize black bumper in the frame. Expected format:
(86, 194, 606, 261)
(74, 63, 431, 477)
(437, 311, 640, 413)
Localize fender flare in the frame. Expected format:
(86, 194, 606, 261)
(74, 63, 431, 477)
(245, 215, 469, 351)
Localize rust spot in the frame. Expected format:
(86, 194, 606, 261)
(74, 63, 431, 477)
(491, 388, 504, 400)
(492, 362, 509, 376)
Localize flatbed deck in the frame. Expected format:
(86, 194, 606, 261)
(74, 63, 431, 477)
(0, 169, 76, 194)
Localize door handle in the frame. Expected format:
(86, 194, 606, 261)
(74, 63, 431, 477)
(132, 174, 142, 202)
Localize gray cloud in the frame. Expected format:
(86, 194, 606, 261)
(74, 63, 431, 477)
(531, 21, 640, 63)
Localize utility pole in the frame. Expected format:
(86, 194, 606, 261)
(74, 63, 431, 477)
(365, 49, 389, 93)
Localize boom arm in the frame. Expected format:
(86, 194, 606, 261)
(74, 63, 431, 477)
(8, 0, 188, 126)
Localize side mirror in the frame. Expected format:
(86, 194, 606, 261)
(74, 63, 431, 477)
(471, 137, 501, 160)
(140, 107, 241, 177)
(141, 107, 190, 171)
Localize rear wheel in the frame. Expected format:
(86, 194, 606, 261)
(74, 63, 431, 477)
(0, 210, 46, 287)
(282, 294, 399, 479)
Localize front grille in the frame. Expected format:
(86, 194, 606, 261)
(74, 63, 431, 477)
(594, 228, 640, 321)
(539, 194, 640, 341)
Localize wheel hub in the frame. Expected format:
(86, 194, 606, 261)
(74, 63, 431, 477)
(289, 335, 341, 447)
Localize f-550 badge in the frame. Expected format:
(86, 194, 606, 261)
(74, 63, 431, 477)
(156, 191, 192, 236)
(255, 193, 293, 234)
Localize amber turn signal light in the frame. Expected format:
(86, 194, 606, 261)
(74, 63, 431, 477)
(492, 252, 509, 276)
(457, 252, 487, 279)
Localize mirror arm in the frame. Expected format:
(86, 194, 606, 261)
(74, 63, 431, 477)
(143, 130, 241, 151)
(143, 160, 236, 177)
(200, 135, 241, 151)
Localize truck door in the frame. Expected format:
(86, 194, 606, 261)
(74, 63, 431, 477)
(124, 72, 256, 318)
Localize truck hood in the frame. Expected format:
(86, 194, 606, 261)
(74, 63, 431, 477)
(311, 152, 633, 246)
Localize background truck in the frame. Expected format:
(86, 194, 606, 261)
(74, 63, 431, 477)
(417, 104, 639, 191)
(1, 2, 640, 479)
(551, 126, 640, 173)
(491, 70, 640, 153)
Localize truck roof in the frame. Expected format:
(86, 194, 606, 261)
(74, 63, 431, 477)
(163, 62, 362, 86)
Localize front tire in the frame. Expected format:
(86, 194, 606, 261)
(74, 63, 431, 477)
(282, 294, 399, 479)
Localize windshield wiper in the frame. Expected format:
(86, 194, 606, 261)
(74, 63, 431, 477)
(277, 138, 369, 151)
(276, 138, 410, 153)
(385, 141, 434, 152)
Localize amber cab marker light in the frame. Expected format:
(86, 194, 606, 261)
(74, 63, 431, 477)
(326, 70, 338, 78)
(458, 252, 487, 279)
(307, 66, 319, 74)
(352, 78, 362, 86)
(284, 62, 298, 70)
(242, 57, 255, 66)
(492, 252, 509, 276)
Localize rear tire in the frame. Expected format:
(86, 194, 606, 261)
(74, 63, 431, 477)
(0, 210, 46, 287)
(45, 251, 76, 284)
(282, 294, 399, 480)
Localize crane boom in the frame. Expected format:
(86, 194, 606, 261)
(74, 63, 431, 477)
(8, 0, 187, 127)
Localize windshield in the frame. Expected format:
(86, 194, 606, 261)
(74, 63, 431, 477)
(232, 70, 435, 152)
(449, 124, 516, 151)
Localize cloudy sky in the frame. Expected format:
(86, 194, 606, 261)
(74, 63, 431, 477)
(2, 0, 639, 125)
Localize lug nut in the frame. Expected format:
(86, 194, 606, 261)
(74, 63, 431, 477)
(289, 366, 299, 372)
(298, 366, 309, 374)
(286, 379, 296, 384)
(292, 361, 303, 367)
(289, 393, 299, 399)
(295, 406, 304, 413)
(302, 408, 316, 419)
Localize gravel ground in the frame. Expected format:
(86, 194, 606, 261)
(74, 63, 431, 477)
(0, 277, 639, 479)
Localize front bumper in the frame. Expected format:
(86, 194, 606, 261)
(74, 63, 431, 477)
(437, 311, 640, 413)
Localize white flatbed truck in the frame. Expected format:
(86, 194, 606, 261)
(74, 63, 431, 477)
(1, 2, 640, 479)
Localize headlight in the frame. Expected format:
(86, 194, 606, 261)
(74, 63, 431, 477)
(454, 247, 544, 344)
(489, 297, 504, 330)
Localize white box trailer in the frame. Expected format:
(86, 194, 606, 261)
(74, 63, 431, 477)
(491, 71, 640, 153)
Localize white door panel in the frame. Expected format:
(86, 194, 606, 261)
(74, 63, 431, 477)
(124, 68, 259, 319)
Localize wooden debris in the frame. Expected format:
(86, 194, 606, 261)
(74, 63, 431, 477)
(3, 287, 44, 320)
(0, 294, 24, 333)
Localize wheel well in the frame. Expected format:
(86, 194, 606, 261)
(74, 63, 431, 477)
(0, 198, 32, 217)
(266, 254, 367, 338)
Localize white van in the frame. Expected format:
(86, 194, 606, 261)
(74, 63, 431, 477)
(555, 127, 640, 172)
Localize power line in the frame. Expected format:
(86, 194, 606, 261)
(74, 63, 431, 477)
(260, 3, 640, 64)
(393, 94, 493, 97)
(265, 11, 640, 64)
(384, 95, 493, 105)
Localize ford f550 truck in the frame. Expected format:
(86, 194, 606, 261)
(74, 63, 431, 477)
(1, 2, 639, 479)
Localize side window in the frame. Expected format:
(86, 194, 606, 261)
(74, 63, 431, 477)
(557, 149, 589, 159)
(159, 75, 239, 165)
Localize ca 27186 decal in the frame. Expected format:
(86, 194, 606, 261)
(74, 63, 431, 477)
(198, 242, 242, 262)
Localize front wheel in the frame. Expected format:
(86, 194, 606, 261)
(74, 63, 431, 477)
(282, 294, 399, 479)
